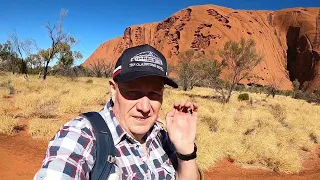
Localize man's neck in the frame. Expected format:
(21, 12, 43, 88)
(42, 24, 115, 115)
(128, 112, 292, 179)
(133, 133, 147, 144)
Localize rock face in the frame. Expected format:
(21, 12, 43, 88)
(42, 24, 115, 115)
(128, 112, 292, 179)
(83, 5, 320, 91)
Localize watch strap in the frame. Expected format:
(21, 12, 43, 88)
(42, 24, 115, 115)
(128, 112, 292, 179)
(176, 144, 197, 161)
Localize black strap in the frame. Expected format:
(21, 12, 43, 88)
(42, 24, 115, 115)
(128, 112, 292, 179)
(82, 112, 116, 180)
(160, 129, 178, 170)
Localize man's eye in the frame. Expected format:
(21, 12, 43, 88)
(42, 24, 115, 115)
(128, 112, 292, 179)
(121, 89, 162, 100)
(148, 92, 162, 100)
(126, 91, 142, 98)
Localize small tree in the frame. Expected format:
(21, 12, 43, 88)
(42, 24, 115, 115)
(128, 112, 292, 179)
(177, 50, 224, 91)
(51, 45, 83, 78)
(197, 51, 226, 88)
(89, 59, 114, 78)
(216, 38, 263, 103)
(177, 50, 200, 91)
(39, 9, 80, 80)
(0, 41, 18, 74)
(8, 29, 36, 77)
(26, 53, 43, 74)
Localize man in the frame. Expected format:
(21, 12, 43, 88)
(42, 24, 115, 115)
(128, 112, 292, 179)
(34, 44, 200, 179)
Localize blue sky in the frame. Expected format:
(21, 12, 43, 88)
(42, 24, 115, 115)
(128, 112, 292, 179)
(0, 0, 319, 66)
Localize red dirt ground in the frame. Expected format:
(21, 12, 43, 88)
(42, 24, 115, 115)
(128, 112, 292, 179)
(1, 131, 319, 180)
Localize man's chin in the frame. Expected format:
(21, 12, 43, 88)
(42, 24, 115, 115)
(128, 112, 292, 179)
(131, 124, 153, 135)
(130, 118, 156, 134)
(132, 117, 155, 125)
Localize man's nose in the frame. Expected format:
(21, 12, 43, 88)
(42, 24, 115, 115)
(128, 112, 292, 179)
(136, 96, 151, 114)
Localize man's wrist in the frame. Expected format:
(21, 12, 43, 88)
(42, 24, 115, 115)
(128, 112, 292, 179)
(176, 143, 197, 161)
(176, 143, 195, 155)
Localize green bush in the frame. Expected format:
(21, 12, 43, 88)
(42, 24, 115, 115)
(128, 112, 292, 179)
(238, 93, 249, 101)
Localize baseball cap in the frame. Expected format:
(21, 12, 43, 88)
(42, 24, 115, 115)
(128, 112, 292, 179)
(112, 44, 178, 88)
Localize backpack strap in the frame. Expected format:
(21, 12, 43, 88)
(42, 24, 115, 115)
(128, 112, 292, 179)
(82, 112, 116, 180)
(159, 129, 178, 170)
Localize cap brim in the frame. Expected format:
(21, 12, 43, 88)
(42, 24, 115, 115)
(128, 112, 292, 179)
(114, 71, 178, 88)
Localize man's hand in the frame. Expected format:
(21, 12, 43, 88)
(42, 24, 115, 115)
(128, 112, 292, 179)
(165, 100, 199, 155)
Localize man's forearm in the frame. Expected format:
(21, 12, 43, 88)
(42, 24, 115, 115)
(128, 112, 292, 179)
(176, 159, 198, 180)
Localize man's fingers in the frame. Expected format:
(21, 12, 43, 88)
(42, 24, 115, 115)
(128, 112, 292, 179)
(166, 109, 175, 127)
(179, 100, 185, 106)
(174, 101, 180, 108)
(192, 103, 199, 117)
(174, 100, 185, 109)
(193, 103, 199, 112)
(174, 102, 181, 111)
(173, 101, 197, 113)
(185, 102, 192, 108)
(166, 109, 175, 117)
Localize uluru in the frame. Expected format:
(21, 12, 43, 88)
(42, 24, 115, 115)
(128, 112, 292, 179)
(83, 4, 320, 92)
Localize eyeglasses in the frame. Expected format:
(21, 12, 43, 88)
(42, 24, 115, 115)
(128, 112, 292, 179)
(117, 86, 163, 101)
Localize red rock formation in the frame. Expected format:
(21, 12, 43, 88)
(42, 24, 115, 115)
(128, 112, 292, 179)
(83, 5, 320, 91)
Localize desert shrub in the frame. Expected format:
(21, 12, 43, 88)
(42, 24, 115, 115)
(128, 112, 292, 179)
(247, 86, 260, 93)
(278, 90, 293, 97)
(0, 80, 15, 96)
(258, 86, 271, 94)
(7, 82, 15, 95)
(314, 88, 320, 98)
(293, 91, 319, 104)
(15, 90, 59, 118)
(201, 116, 219, 132)
(294, 90, 307, 99)
(292, 79, 300, 98)
(0, 115, 19, 134)
(86, 79, 93, 84)
(238, 93, 249, 101)
(234, 84, 245, 92)
(270, 104, 288, 127)
(28, 118, 64, 140)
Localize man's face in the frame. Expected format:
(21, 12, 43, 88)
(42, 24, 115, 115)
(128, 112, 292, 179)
(110, 76, 164, 141)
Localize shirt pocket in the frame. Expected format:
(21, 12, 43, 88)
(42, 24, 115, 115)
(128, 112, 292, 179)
(108, 163, 121, 180)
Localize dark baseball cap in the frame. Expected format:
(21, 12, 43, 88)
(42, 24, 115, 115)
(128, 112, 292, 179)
(112, 44, 178, 88)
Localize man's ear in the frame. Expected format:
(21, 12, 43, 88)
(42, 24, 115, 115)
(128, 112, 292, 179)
(109, 79, 117, 102)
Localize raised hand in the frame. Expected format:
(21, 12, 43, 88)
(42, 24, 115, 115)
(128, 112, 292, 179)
(165, 100, 199, 154)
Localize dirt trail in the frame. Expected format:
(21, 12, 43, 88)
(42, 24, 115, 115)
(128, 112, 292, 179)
(1, 131, 319, 180)
(0, 133, 47, 180)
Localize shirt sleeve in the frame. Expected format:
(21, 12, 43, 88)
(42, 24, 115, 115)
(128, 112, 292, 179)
(34, 116, 96, 180)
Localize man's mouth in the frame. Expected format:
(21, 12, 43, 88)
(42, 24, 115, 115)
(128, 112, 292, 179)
(133, 116, 149, 121)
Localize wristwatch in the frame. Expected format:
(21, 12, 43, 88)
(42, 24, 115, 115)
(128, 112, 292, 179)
(176, 144, 197, 161)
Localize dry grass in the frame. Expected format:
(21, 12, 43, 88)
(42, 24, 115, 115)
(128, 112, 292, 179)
(1, 73, 320, 174)
(161, 87, 320, 173)
(0, 115, 19, 134)
(0, 74, 108, 137)
(0, 87, 19, 134)
(28, 118, 64, 140)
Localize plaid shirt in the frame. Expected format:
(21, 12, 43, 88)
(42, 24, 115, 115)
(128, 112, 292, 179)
(34, 100, 177, 179)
